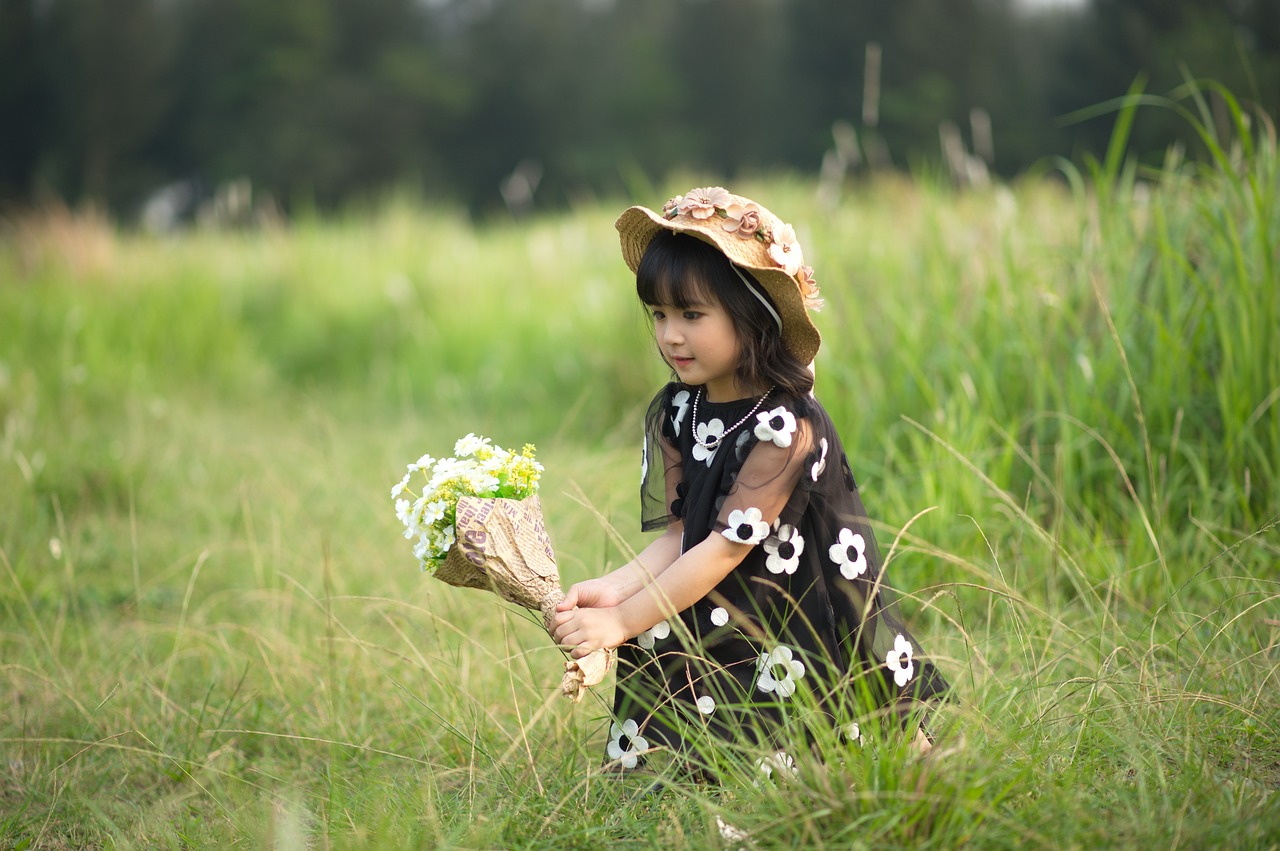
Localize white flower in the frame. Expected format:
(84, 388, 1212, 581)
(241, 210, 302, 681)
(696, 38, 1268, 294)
(412, 453, 436, 471)
(710, 607, 730, 627)
(391, 473, 411, 499)
(453, 433, 491, 457)
(636, 619, 671, 650)
(763, 523, 804, 575)
(394, 498, 413, 524)
(886, 634, 916, 687)
(829, 528, 868, 579)
(606, 719, 649, 769)
(671, 390, 690, 436)
(696, 695, 716, 715)
(421, 499, 448, 526)
(722, 507, 770, 545)
(810, 437, 828, 481)
(753, 406, 797, 448)
(466, 469, 501, 495)
(755, 750, 797, 783)
(756, 644, 805, 698)
(679, 186, 733, 219)
(692, 417, 725, 464)
(768, 222, 804, 277)
(844, 722, 866, 747)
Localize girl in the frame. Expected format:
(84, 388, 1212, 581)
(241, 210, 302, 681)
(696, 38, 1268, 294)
(552, 186, 948, 775)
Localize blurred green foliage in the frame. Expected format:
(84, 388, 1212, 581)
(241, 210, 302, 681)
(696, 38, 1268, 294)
(2, 0, 1278, 216)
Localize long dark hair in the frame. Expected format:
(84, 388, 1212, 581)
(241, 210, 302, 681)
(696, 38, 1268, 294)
(636, 231, 814, 397)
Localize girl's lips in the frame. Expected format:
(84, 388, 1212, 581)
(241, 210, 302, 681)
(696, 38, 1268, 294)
(671, 356, 694, 367)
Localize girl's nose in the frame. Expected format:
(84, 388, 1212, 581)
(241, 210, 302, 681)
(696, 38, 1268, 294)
(661, 321, 683, 345)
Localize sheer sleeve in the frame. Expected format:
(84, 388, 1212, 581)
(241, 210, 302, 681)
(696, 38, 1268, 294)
(711, 417, 815, 545)
(640, 385, 685, 531)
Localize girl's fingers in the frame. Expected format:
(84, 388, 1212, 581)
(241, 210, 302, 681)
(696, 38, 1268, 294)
(557, 588, 578, 611)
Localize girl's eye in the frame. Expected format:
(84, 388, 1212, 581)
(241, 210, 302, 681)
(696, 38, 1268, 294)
(683, 311, 702, 321)
(651, 309, 666, 321)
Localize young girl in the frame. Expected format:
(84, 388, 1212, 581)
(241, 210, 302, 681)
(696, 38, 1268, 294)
(552, 186, 949, 774)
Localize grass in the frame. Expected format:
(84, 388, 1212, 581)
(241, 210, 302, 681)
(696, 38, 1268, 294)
(2, 94, 1279, 847)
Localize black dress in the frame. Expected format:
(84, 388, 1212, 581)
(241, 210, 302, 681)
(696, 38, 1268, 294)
(605, 383, 950, 773)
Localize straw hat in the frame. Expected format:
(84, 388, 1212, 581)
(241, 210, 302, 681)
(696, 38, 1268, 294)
(615, 186, 823, 363)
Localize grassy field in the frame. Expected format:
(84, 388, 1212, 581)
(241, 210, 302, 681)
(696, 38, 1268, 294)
(2, 102, 1279, 847)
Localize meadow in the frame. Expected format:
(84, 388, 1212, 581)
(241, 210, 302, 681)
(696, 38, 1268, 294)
(2, 98, 1278, 847)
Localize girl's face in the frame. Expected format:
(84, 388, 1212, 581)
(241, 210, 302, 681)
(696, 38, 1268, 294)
(648, 293, 744, 402)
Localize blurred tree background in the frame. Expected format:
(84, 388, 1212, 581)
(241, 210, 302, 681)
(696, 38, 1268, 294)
(1, 0, 1277, 219)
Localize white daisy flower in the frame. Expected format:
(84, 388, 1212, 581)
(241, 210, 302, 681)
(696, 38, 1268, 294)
(753, 406, 797, 448)
(828, 528, 868, 579)
(391, 473, 411, 499)
(710, 607, 730, 627)
(671, 390, 690, 436)
(696, 695, 716, 715)
(810, 437, 829, 481)
(886, 634, 916, 687)
(636, 619, 671, 650)
(692, 418, 725, 464)
(722, 507, 770, 545)
(756, 644, 806, 698)
(421, 499, 448, 526)
(763, 523, 805, 575)
(394, 498, 413, 525)
(606, 719, 649, 769)
(453, 433, 491, 457)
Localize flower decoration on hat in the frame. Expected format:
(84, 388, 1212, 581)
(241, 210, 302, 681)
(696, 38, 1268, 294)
(662, 187, 823, 311)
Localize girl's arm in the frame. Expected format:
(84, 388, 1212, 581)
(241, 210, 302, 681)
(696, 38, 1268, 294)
(551, 531, 751, 657)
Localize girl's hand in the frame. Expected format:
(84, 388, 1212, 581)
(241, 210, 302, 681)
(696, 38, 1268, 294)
(557, 578, 624, 611)
(551, 606, 628, 658)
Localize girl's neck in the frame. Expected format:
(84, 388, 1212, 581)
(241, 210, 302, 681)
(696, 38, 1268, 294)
(702, 378, 768, 404)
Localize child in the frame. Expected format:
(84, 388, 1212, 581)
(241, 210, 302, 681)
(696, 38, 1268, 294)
(552, 186, 948, 774)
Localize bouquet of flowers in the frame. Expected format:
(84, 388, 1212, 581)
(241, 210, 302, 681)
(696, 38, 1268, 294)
(392, 434, 613, 702)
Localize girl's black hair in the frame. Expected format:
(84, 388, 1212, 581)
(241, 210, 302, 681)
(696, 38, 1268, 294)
(636, 231, 815, 398)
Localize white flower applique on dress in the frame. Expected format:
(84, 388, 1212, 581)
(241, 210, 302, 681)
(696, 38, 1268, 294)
(756, 645, 806, 698)
(606, 719, 650, 769)
(722, 507, 770, 545)
(754, 750, 798, 784)
(671, 390, 691, 436)
(810, 437, 829, 481)
(886, 634, 916, 687)
(753, 406, 797, 448)
(640, 435, 649, 487)
(692, 417, 725, 464)
(829, 528, 868, 579)
(710, 606, 730, 627)
(763, 522, 805, 575)
(636, 619, 671, 650)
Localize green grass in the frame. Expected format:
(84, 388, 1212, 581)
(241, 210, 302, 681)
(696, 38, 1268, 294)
(2, 96, 1278, 846)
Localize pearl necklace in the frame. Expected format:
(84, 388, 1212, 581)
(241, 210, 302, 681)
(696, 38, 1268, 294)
(691, 386, 774, 450)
